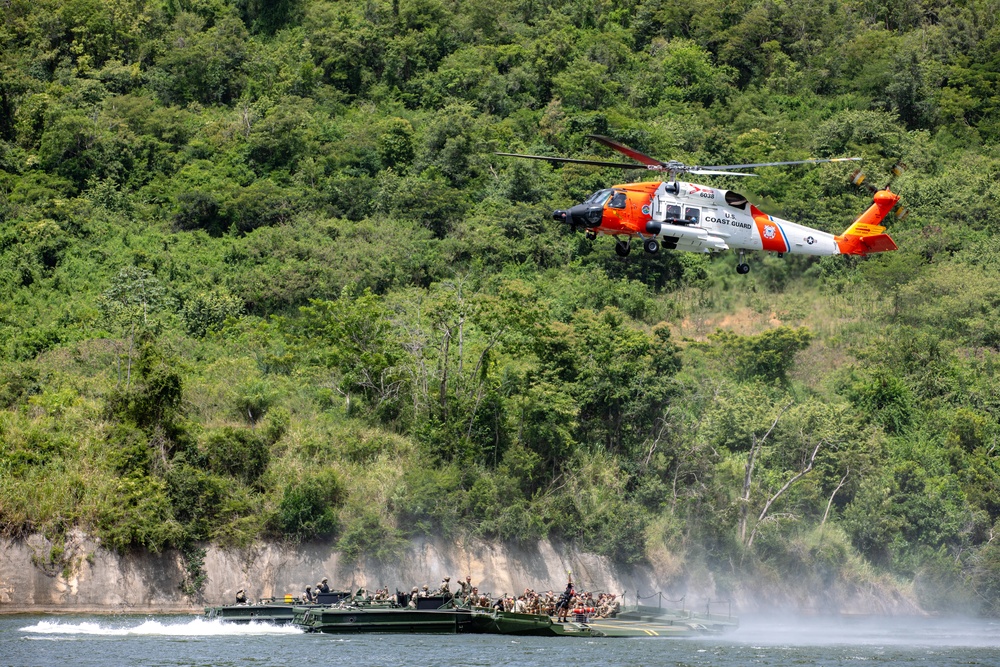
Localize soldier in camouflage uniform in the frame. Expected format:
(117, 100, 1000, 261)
(458, 575, 472, 599)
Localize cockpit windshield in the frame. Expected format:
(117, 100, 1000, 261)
(584, 189, 613, 205)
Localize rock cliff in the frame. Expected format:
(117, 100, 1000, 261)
(0, 531, 921, 615)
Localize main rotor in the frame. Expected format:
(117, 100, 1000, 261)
(496, 134, 861, 181)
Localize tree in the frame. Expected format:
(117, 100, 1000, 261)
(299, 289, 410, 423)
(708, 326, 813, 384)
(571, 309, 680, 457)
(97, 267, 165, 389)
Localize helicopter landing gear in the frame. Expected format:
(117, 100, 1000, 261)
(585, 230, 597, 240)
(614, 239, 632, 257)
(643, 238, 660, 254)
(736, 250, 750, 274)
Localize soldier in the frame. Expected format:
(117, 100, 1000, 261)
(607, 594, 621, 617)
(555, 579, 574, 623)
(317, 578, 331, 594)
(419, 584, 430, 598)
(304, 586, 315, 603)
(235, 589, 247, 604)
(458, 575, 473, 598)
(408, 587, 419, 608)
(439, 577, 451, 595)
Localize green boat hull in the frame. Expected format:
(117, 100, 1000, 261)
(205, 604, 304, 623)
(295, 606, 478, 634)
(293, 603, 737, 638)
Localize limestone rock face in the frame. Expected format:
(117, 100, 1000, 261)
(0, 532, 921, 616)
(0, 531, 191, 613)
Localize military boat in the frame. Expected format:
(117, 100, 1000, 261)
(204, 591, 351, 624)
(293, 597, 737, 638)
(293, 595, 471, 633)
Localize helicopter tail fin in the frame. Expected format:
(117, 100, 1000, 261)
(835, 190, 899, 255)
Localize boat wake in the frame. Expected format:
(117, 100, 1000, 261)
(20, 617, 303, 637)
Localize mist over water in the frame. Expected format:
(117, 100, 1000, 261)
(727, 614, 1000, 648)
(6, 614, 1000, 667)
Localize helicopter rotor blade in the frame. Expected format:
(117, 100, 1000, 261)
(701, 157, 863, 170)
(585, 135, 666, 166)
(688, 169, 758, 177)
(494, 152, 648, 170)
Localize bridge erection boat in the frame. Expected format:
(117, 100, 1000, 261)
(204, 591, 350, 624)
(291, 596, 737, 638)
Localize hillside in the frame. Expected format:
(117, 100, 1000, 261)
(2, 0, 1000, 613)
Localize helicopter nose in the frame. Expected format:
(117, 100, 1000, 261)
(553, 210, 569, 222)
(564, 203, 604, 228)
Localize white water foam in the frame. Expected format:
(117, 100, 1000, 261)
(20, 617, 303, 636)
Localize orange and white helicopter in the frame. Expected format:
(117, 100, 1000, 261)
(497, 135, 899, 273)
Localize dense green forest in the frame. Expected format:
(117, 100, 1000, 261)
(2, 0, 1000, 612)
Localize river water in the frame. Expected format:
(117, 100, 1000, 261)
(4, 613, 1000, 666)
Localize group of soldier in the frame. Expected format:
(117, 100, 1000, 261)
(401, 575, 621, 620)
(245, 573, 620, 621)
(302, 577, 332, 603)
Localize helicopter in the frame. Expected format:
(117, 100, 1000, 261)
(497, 135, 899, 273)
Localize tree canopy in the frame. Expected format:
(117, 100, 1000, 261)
(2, 0, 1000, 613)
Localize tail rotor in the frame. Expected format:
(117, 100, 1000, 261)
(850, 162, 909, 221)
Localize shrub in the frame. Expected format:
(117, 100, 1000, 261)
(273, 470, 345, 542)
(94, 476, 182, 552)
(201, 427, 270, 485)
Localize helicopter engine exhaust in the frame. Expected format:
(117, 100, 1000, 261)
(553, 203, 603, 229)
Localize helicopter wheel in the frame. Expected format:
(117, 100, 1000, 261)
(585, 231, 597, 240)
(643, 238, 660, 254)
(614, 240, 632, 257)
(736, 263, 750, 274)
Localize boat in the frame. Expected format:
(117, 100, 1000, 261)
(293, 596, 738, 638)
(293, 595, 473, 633)
(204, 590, 351, 624)
(570, 604, 738, 637)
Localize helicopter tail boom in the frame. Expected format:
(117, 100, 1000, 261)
(835, 190, 899, 255)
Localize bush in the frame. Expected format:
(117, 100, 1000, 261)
(94, 476, 182, 552)
(166, 463, 229, 541)
(273, 470, 345, 542)
(201, 427, 270, 485)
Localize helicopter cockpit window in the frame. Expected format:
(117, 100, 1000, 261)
(585, 189, 613, 205)
(608, 192, 627, 209)
(665, 204, 681, 220)
(724, 190, 748, 209)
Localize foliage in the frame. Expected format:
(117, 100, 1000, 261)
(273, 470, 346, 542)
(2, 0, 1000, 616)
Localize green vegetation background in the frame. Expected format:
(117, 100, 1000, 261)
(2, 0, 1000, 612)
